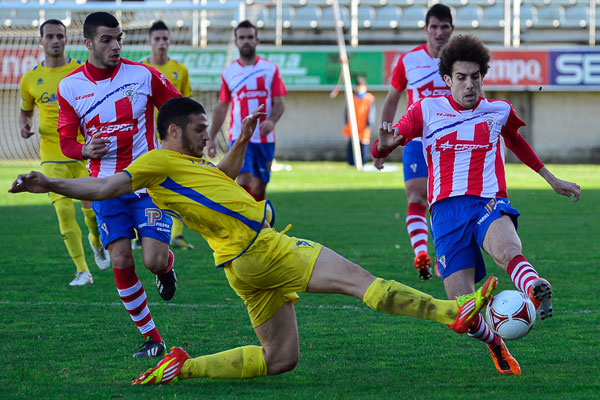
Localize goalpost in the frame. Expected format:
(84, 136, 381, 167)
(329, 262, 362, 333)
(0, 1, 241, 160)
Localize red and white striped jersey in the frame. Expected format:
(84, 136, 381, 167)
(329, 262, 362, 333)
(391, 95, 543, 206)
(58, 59, 180, 178)
(390, 44, 451, 108)
(218, 56, 287, 143)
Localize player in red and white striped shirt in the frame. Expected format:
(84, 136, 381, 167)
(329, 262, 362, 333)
(373, 34, 581, 375)
(58, 12, 181, 358)
(379, 4, 454, 281)
(207, 20, 287, 202)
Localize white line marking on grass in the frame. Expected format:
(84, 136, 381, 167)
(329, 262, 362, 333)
(0, 300, 597, 315)
(0, 300, 366, 311)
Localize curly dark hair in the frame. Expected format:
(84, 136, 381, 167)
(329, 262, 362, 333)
(438, 34, 490, 78)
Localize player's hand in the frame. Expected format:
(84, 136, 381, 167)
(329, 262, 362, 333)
(259, 119, 274, 136)
(20, 123, 35, 139)
(373, 157, 385, 170)
(240, 105, 267, 142)
(550, 178, 581, 202)
(8, 171, 51, 194)
(206, 139, 217, 158)
(83, 132, 111, 159)
(377, 121, 404, 153)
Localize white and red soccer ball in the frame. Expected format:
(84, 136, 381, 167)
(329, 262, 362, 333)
(486, 290, 536, 340)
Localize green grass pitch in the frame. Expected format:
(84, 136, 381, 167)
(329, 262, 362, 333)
(0, 162, 598, 399)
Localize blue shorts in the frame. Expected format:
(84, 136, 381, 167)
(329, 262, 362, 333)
(403, 140, 428, 182)
(229, 141, 275, 184)
(92, 192, 173, 248)
(430, 196, 520, 283)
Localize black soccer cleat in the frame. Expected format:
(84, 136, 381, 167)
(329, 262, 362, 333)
(156, 268, 177, 301)
(133, 338, 165, 358)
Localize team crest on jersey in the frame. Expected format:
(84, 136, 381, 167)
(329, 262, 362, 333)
(173, 72, 178, 80)
(410, 163, 418, 173)
(122, 88, 138, 105)
(438, 255, 446, 269)
(296, 240, 313, 248)
(36, 78, 44, 85)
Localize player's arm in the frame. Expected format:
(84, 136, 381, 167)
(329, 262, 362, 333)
(9, 170, 132, 200)
(259, 95, 285, 136)
(372, 100, 423, 165)
(19, 77, 35, 139)
(206, 100, 229, 158)
(217, 105, 266, 180)
(18, 110, 35, 139)
(501, 107, 580, 201)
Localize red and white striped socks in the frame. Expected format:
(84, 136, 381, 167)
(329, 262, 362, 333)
(113, 265, 162, 343)
(406, 202, 429, 256)
(468, 313, 501, 346)
(507, 255, 539, 295)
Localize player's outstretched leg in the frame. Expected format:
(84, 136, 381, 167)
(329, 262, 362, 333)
(487, 339, 521, 375)
(362, 275, 497, 332)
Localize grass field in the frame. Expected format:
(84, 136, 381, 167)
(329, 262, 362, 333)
(0, 162, 598, 400)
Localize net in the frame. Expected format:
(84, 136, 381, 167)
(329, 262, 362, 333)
(0, 3, 241, 160)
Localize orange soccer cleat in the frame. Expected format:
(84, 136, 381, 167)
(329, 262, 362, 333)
(487, 339, 522, 375)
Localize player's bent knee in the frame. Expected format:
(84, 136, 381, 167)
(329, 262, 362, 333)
(265, 353, 298, 375)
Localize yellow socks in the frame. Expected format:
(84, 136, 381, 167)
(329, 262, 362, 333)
(53, 197, 89, 273)
(171, 218, 184, 239)
(179, 345, 267, 380)
(81, 207, 101, 248)
(363, 278, 457, 325)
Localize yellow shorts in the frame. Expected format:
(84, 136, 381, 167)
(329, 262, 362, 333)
(41, 161, 89, 204)
(224, 228, 323, 328)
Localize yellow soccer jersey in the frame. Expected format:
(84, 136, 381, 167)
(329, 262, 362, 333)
(125, 149, 269, 266)
(143, 58, 192, 96)
(20, 58, 83, 162)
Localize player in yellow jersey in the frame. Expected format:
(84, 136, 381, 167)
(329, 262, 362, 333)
(19, 19, 110, 286)
(11, 98, 497, 384)
(142, 20, 194, 250)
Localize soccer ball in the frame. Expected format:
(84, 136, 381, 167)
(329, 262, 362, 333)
(485, 290, 536, 340)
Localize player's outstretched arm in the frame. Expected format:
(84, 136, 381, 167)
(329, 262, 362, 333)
(206, 101, 230, 158)
(9, 171, 133, 201)
(218, 105, 266, 180)
(537, 166, 581, 202)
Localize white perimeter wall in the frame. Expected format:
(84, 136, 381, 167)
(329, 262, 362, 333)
(274, 90, 600, 164)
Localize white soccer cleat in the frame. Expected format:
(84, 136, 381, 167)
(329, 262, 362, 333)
(69, 271, 94, 286)
(88, 233, 111, 270)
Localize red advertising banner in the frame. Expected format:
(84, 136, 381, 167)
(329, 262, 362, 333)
(0, 48, 43, 87)
(486, 50, 549, 86)
(383, 50, 403, 85)
(384, 49, 550, 88)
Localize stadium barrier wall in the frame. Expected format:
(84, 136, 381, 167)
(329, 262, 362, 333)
(2, 45, 599, 162)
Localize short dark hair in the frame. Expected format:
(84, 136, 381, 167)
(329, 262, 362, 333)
(438, 34, 490, 78)
(83, 12, 119, 39)
(149, 20, 169, 36)
(157, 97, 206, 141)
(40, 19, 66, 37)
(234, 20, 257, 38)
(426, 4, 453, 26)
